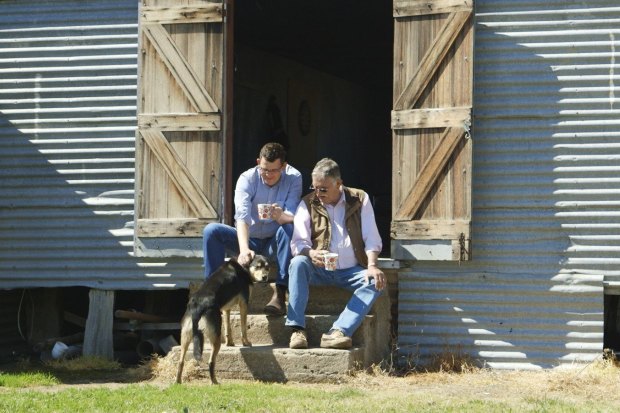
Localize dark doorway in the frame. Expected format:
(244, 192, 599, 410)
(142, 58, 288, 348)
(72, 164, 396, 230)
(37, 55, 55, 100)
(232, 0, 393, 250)
(604, 294, 620, 355)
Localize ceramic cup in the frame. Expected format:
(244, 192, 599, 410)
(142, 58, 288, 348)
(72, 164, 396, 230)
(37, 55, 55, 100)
(257, 203, 272, 220)
(323, 253, 339, 271)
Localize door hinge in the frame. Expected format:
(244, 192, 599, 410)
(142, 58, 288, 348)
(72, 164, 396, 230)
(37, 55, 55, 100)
(459, 232, 470, 263)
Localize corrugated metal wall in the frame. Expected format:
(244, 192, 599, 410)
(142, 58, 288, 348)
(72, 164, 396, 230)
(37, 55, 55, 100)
(398, 0, 620, 369)
(0, 0, 203, 290)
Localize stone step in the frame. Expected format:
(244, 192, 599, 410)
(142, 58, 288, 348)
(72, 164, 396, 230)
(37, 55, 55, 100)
(225, 313, 373, 348)
(170, 343, 364, 383)
(249, 283, 353, 314)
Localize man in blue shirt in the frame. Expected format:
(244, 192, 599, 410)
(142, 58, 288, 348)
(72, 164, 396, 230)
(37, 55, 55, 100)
(202, 142, 302, 315)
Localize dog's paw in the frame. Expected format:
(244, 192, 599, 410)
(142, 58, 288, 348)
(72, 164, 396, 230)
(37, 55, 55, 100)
(225, 340, 235, 347)
(242, 339, 252, 347)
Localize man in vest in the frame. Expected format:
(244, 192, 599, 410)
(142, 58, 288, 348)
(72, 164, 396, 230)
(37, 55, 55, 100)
(202, 142, 302, 315)
(286, 158, 386, 349)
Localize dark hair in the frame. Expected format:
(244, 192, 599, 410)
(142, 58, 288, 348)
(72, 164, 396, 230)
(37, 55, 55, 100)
(259, 142, 287, 163)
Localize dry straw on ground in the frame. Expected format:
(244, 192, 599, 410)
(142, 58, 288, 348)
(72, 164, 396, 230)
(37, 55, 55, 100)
(147, 346, 620, 405)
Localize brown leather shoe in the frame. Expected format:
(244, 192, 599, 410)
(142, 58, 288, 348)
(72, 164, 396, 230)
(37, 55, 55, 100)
(264, 284, 286, 316)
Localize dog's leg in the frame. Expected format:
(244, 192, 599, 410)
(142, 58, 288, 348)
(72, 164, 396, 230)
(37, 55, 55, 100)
(223, 309, 235, 346)
(239, 298, 252, 347)
(205, 310, 222, 385)
(191, 309, 205, 362)
(176, 314, 192, 384)
(208, 334, 221, 385)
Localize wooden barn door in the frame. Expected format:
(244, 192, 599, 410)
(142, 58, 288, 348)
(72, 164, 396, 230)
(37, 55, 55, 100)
(391, 0, 474, 261)
(134, 1, 230, 257)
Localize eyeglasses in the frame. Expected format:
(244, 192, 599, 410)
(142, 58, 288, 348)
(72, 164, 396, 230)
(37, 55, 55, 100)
(309, 186, 329, 193)
(258, 166, 282, 175)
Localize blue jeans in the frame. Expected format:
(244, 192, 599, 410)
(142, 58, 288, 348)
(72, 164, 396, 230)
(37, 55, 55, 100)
(285, 255, 383, 337)
(202, 223, 293, 286)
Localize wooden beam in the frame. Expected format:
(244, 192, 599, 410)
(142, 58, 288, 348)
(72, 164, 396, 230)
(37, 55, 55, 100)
(138, 113, 221, 131)
(392, 107, 470, 129)
(140, 129, 218, 218)
(394, 10, 471, 111)
(391, 219, 470, 240)
(394, 126, 465, 220)
(136, 218, 218, 237)
(394, 0, 473, 17)
(141, 5, 224, 24)
(83, 289, 114, 360)
(142, 23, 219, 113)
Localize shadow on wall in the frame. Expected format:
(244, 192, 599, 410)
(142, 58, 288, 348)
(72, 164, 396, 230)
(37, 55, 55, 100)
(0, 3, 204, 290)
(399, 2, 616, 369)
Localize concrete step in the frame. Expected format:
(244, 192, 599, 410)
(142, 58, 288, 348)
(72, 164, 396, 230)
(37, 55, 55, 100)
(170, 343, 364, 383)
(246, 285, 393, 368)
(225, 313, 373, 348)
(249, 283, 354, 314)
(186, 280, 393, 371)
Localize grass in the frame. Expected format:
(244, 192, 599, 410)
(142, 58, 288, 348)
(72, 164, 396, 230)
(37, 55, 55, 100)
(0, 370, 59, 387)
(1, 355, 620, 412)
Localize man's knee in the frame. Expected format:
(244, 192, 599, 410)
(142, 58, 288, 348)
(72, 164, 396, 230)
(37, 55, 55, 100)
(276, 223, 293, 240)
(289, 255, 312, 275)
(203, 223, 225, 239)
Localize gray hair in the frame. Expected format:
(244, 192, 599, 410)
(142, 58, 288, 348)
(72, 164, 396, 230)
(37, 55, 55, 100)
(311, 158, 341, 181)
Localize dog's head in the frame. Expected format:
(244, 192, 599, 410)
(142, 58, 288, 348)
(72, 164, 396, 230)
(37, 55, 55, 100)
(247, 254, 270, 283)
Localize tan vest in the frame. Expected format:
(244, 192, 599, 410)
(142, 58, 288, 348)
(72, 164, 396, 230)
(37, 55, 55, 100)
(302, 186, 368, 268)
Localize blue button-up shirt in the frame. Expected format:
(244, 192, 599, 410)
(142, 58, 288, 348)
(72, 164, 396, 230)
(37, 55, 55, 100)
(234, 164, 302, 239)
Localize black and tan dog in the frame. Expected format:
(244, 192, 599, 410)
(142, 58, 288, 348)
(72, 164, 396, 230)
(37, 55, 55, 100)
(176, 255, 270, 384)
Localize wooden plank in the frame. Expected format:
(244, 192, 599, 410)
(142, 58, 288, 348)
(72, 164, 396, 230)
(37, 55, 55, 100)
(392, 107, 470, 129)
(393, 10, 471, 111)
(141, 5, 224, 24)
(140, 129, 218, 218)
(391, 219, 470, 240)
(137, 218, 217, 237)
(115, 310, 171, 322)
(63, 311, 86, 328)
(394, 0, 473, 17)
(83, 289, 114, 360)
(138, 113, 221, 131)
(113, 322, 181, 331)
(394, 126, 465, 220)
(143, 23, 218, 113)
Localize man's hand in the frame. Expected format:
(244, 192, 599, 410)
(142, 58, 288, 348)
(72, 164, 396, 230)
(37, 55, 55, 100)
(271, 204, 294, 225)
(237, 249, 255, 266)
(270, 204, 283, 222)
(365, 265, 386, 291)
(309, 249, 329, 267)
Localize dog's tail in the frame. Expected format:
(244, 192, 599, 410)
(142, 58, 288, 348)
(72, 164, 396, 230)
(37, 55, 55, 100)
(189, 297, 205, 361)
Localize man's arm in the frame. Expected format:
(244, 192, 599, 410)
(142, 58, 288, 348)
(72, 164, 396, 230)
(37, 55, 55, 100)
(360, 193, 385, 290)
(233, 171, 255, 266)
(236, 220, 254, 265)
(365, 250, 385, 291)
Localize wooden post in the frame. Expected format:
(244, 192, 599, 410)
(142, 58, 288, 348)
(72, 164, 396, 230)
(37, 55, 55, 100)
(83, 289, 115, 360)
